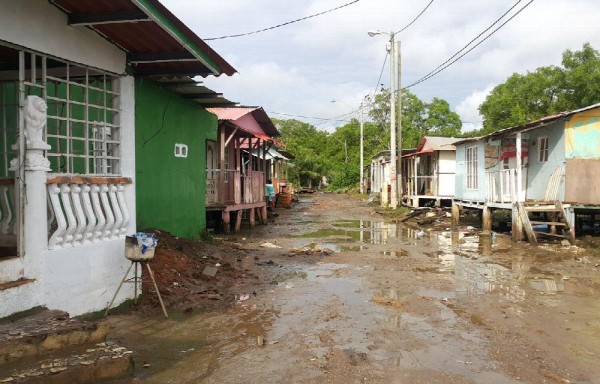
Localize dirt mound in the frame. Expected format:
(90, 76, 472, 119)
(136, 230, 256, 313)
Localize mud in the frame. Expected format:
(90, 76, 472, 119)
(104, 193, 600, 383)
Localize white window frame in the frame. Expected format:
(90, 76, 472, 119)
(538, 136, 548, 163)
(174, 143, 188, 158)
(466, 146, 478, 190)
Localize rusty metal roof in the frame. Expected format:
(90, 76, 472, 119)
(207, 107, 280, 140)
(49, 0, 236, 77)
(454, 103, 600, 146)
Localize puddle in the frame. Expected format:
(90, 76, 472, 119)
(290, 219, 426, 245)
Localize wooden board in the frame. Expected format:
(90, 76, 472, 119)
(565, 158, 600, 205)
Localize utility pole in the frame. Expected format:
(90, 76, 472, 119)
(396, 40, 402, 198)
(389, 31, 398, 209)
(359, 99, 364, 194)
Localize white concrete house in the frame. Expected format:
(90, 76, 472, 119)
(0, 0, 234, 317)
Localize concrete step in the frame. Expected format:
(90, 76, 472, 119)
(0, 341, 133, 383)
(0, 310, 109, 366)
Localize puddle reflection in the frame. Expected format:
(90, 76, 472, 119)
(291, 220, 425, 245)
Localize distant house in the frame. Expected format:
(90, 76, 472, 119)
(369, 148, 416, 206)
(0, 0, 235, 317)
(402, 136, 460, 207)
(205, 107, 280, 233)
(453, 103, 600, 243)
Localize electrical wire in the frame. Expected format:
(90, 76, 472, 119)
(269, 111, 351, 123)
(370, 52, 389, 101)
(395, 0, 435, 35)
(205, 0, 360, 41)
(406, 0, 535, 89)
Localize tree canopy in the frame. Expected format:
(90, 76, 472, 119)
(479, 43, 600, 132)
(275, 91, 461, 190)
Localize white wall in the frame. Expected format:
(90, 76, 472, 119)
(43, 240, 135, 316)
(0, 0, 126, 74)
(438, 151, 456, 196)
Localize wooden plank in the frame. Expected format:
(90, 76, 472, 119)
(535, 231, 568, 239)
(517, 202, 537, 245)
(511, 203, 523, 242)
(555, 200, 575, 245)
(235, 210, 243, 233)
(529, 221, 567, 226)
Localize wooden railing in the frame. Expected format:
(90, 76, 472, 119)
(206, 170, 265, 206)
(405, 175, 436, 196)
(46, 176, 132, 249)
(486, 169, 517, 204)
(0, 178, 16, 246)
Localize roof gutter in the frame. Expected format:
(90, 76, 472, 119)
(131, 0, 221, 75)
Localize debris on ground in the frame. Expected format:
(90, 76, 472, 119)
(371, 293, 403, 308)
(260, 242, 283, 249)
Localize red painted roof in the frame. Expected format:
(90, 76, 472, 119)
(207, 107, 280, 139)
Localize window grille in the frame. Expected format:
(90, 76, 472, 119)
(466, 146, 478, 190)
(44, 60, 121, 175)
(538, 136, 548, 163)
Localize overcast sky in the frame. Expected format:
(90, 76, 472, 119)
(162, 0, 600, 132)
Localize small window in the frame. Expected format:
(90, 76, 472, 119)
(466, 146, 478, 190)
(538, 136, 548, 162)
(174, 143, 188, 158)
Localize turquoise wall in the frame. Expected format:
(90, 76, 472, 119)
(135, 80, 217, 238)
(455, 141, 486, 201)
(525, 121, 565, 201)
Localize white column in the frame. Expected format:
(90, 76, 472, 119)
(516, 132, 523, 202)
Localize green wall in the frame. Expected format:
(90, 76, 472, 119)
(135, 80, 217, 238)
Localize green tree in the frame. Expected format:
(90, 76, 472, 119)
(479, 43, 600, 132)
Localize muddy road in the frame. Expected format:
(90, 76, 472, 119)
(106, 193, 600, 383)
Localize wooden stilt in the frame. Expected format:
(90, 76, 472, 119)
(222, 211, 231, 234)
(261, 205, 268, 224)
(482, 205, 492, 233)
(249, 208, 256, 228)
(511, 203, 523, 242)
(235, 210, 243, 232)
(451, 202, 460, 227)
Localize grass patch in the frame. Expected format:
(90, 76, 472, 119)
(377, 206, 411, 219)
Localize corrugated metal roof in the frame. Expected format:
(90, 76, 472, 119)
(49, 0, 236, 77)
(454, 103, 600, 146)
(417, 136, 460, 152)
(207, 107, 280, 138)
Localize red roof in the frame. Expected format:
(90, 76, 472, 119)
(207, 107, 280, 140)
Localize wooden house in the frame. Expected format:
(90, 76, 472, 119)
(453, 103, 600, 243)
(401, 136, 459, 207)
(0, 0, 236, 317)
(205, 107, 280, 233)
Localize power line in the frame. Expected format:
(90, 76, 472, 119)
(395, 0, 435, 34)
(269, 111, 351, 123)
(406, 0, 535, 89)
(205, 0, 360, 41)
(370, 52, 389, 100)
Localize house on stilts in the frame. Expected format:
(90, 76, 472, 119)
(452, 103, 600, 244)
(402, 136, 459, 207)
(205, 107, 281, 233)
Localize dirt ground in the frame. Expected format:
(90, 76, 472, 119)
(104, 193, 600, 384)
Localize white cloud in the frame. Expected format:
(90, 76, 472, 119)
(161, 0, 600, 131)
(456, 85, 494, 132)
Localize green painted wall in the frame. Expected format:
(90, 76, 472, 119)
(135, 80, 217, 238)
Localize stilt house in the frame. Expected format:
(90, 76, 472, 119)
(453, 103, 600, 243)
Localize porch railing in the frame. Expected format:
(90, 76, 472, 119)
(0, 178, 16, 246)
(206, 170, 265, 206)
(485, 169, 517, 204)
(46, 176, 132, 249)
(406, 175, 436, 196)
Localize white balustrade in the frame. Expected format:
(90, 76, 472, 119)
(47, 179, 131, 249)
(0, 182, 17, 244)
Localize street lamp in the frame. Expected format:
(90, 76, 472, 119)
(368, 30, 402, 209)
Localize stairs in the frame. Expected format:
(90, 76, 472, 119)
(517, 201, 575, 245)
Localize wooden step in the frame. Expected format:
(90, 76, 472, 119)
(524, 207, 561, 212)
(529, 221, 568, 226)
(534, 231, 569, 239)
